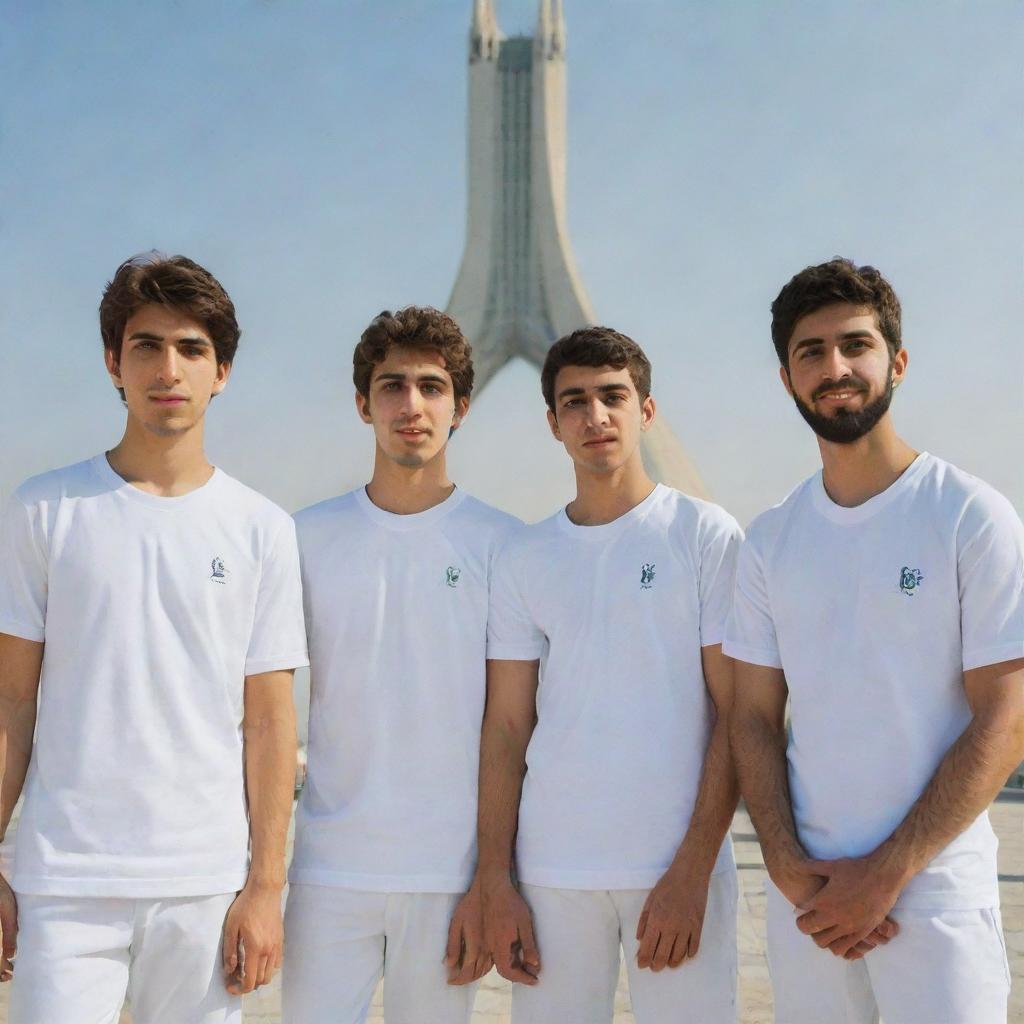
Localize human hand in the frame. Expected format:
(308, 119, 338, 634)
(222, 883, 284, 995)
(0, 874, 16, 982)
(480, 874, 540, 985)
(636, 864, 710, 971)
(446, 883, 492, 985)
(795, 856, 903, 958)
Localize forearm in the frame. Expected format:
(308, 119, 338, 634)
(871, 710, 1024, 885)
(243, 697, 297, 890)
(670, 714, 738, 877)
(476, 715, 530, 882)
(730, 708, 805, 875)
(0, 695, 36, 840)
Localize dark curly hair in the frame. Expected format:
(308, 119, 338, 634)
(771, 258, 902, 368)
(353, 307, 474, 403)
(541, 326, 652, 413)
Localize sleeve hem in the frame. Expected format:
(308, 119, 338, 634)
(0, 617, 44, 643)
(486, 644, 543, 662)
(244, 652, 309, 676)
(722, 639, 783, 669)
(962, 642, 1024, 673)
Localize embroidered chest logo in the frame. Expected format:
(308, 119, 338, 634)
(899, 566, 923, 596)
(446, 566, 461, 588)
(210, 557, 229, 584)
(640, 563, 656, 589)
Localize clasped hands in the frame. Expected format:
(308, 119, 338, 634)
(778, 854, 904, 960)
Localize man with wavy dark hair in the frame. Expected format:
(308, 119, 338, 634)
(726, 258, 1024, 1023)
(0, 253, 307, 1022)
(283, 307, 518, 1023)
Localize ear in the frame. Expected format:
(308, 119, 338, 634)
(778, 363, 794, 397)
(451, 395, 470, 432)
(546, 407, 562, 442)
(639, 394, 656, 432)
(891, 347, 909, 388)
(104, 346, 123, 389)
(211, 361, 232, 396)
(355, 390, 372, 424)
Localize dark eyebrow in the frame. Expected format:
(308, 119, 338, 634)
(374, 372, 450, 385)
(126, 332, 212, 348)
(791, 330, 876, 354)
(556, 383, 631, 400)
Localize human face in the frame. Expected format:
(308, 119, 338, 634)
(105, 304, 229, 438)
(547, 364, 655, 473)
(355, 346, 468, 468)
(781, 303, 907, 445)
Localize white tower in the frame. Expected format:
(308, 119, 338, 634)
(448, 0, 708, 496)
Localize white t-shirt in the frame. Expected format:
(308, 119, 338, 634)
(289, 486, 519, 893)
(724, 453, 1024, 910)
(487, 484, 742, 890)
(0, 455, 308, 898)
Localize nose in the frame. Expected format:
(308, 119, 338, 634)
(399, 385, 424, 418)
(156, 347, 181, 385)
(821, 343, 851, 383)
(585, 396, 609, 427)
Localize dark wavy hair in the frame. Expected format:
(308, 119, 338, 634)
(541, 326, 652, 412)
(771, 257, 901, 368)
(353, 307, 474, 403)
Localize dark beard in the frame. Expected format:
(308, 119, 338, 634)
(791, 375, 894, 445)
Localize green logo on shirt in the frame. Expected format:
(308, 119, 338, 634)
(641, 563, 656, 589)
(446, 566, 461, 588)
(899, 566, 923, 596)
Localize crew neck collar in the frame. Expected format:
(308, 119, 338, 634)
(92, 453, 223, 510)
(556, 483, 665, 540)
(811, 452, 930, 525)
(354, 483, 466, 530)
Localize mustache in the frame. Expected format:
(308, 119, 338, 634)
(812, 378, 868, 401)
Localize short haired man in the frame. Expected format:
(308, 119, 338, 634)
(0, 254, 308, 1022)
(477, 327, 742, 1023)
(725, 258, 1024, 1023)
(282, 307, 519, 1023)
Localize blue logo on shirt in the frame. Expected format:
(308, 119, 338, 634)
(641, 563, 656, 589)
(899, 566, 923, 596)
(211, 557, 229, 584)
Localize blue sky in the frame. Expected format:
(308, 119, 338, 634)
(3, 0, 1022, 527)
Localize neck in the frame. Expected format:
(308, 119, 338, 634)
(364, 446, 455, 515)
(818, 415, 918, 507)
(106, 417, 213, 497)
(566, 451, 656, 526)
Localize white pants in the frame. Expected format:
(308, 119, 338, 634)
(282, 885, 476, 1024)
(513, 871, 738, 1024)
(9, 892, 240, 1024)
(765, 880, 1011, 1024)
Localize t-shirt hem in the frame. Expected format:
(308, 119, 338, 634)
(518, 860, 733, 891)
(894, 885, 1000, 912)
(288, 868, 471, 893)
(962, 642, 1024, 673)
(721, 639, 782, 669)
(11, 872, 248, 898)
(244, 651, 310, 675)
(486, 643, 543, 662)
(0, 616, 44, 643)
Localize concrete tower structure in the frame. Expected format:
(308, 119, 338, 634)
(448, 0, 708, 496)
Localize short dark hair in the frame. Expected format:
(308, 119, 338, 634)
(353, 307, 474, 403)
(771, 258, 901, 368)
(100, 252, 240, 367)
(541, 326, 652, 413)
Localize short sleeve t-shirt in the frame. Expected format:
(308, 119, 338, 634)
(0, 455, 308, 897)
(487, 484, 742, 890)
(289, 487, 520, 893)
(725, 453, 1024, 910)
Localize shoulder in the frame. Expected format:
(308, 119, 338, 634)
(742, 474, 817, 549)
(656, 487, 742, 543)
(918, 456, 1024, 544)
(292, 490, 361, 546)
(493, 511, 560, 564)
(10, 457, 100, 508)
(215, 472, 295, 534)
(453, 493, 523, 537)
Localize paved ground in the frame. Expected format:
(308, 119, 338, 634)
(3, 797, 1022, 1022)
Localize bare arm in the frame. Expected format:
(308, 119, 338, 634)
(636, 644, 739, 970)
(0, 633, 42, 982)
(476, 658, 541, 984)
(223, 669, 297, 995)
(799, 658, 1024, 955)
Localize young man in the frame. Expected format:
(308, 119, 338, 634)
(725, 258, 1024, 1023)
(282, 307, 519, 1023)
(0, 254, 307, 1023)
(477, 327, 742, 1024)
